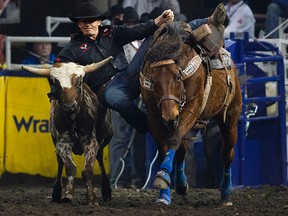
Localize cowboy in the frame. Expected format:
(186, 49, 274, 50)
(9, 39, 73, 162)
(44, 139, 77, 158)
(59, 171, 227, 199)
(54, 1, 226, 134)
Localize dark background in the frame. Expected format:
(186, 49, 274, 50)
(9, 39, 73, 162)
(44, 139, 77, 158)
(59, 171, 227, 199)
(0, 0, 272, 64)
(0, 0, 272, 36)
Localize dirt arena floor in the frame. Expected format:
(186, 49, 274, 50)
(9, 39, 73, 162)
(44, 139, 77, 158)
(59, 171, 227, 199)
(0, 173, 288, 216)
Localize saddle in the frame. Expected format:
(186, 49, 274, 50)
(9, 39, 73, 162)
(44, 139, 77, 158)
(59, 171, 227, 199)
(191, 24, 224, 57)
(191, 24, 236, 123)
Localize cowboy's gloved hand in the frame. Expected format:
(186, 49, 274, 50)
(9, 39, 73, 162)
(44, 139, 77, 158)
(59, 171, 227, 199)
(154, 9, 174, 27)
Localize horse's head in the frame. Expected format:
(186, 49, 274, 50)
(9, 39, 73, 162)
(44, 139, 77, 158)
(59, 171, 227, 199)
(22, 57, 112, 113)
(141, 21, 200, 129)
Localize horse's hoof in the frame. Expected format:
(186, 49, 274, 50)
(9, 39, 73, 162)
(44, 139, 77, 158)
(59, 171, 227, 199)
(61, 193, 74, 203)
(221, 195, 233, 206)
(156, 198, 171, 206)
(175, 182, 189, 195)
(153, 170, 171, 189)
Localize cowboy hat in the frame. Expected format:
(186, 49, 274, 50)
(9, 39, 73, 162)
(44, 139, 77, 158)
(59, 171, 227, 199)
(69, 1, 108, 23)
(123, 7, 140, 24)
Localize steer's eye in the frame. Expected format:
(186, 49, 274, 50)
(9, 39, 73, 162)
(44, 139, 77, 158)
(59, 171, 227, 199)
(76, 77, 83, 87)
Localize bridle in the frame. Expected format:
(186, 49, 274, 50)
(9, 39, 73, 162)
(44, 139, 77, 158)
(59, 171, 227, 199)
(140, 55, 202, 111)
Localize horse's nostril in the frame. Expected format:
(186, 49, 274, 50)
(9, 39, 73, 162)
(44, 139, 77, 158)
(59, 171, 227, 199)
(174, 115, 179, 127)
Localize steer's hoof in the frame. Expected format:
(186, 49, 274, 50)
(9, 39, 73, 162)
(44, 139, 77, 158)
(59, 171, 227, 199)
(86, 189, 98, 206)
(61, 193, 74, 203)
(52, 184, 62, 203)
(153, 170, 171, 189)
(88, 200, 99, 207)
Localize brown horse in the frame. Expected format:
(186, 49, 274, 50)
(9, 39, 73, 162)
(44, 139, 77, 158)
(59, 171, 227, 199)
(140, 21, 242, 206)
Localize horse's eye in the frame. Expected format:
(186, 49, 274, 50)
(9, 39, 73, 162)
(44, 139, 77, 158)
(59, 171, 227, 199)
(176, 75, 182, 82)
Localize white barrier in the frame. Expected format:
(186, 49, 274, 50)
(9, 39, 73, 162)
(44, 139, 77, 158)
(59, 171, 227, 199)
(45, 16, 72, 36)
(5, 36, 70, 70)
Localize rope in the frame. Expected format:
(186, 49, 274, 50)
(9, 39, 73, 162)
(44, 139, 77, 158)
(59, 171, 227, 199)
(141, 149, 159, 189)
(114, 128, 137, 189)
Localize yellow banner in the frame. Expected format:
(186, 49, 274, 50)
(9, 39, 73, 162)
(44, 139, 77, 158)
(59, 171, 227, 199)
(4, 76, 109, 178)
(0, 75, 5, 176)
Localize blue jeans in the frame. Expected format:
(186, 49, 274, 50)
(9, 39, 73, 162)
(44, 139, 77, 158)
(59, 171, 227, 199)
(188, 18, 208, 30)
(101, 36, 152, 134)
(101, 19, 208, 134)
(265, 3, 288, 38)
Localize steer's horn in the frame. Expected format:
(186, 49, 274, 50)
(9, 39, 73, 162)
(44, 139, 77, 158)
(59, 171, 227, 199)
(21, 65, 51, 76)
(84, 56, 113, 73)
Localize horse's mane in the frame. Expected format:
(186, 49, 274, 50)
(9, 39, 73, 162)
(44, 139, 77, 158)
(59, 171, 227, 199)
(146, 21, 193, 63)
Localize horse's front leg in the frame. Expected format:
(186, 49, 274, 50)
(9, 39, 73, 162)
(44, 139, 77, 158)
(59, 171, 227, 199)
(218, 122, 237, 206)
(55, 141, 76, 203)
(153, 110, 193, 190)
(153, 132, 184, 206)
(153, 133, 182, 190)
(174, 142, 189, 195)
(82, 137, 98, 206)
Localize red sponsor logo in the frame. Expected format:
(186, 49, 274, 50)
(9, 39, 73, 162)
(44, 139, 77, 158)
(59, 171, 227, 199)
(80, 43, 91, 52)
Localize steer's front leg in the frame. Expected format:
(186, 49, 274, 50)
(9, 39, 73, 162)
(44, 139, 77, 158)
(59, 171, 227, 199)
(82, 138, 98, 206)
(56, 141, 76, 203)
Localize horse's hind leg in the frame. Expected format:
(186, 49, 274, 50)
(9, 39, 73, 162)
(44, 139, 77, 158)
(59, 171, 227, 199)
(96, 147, 112, 202)
(52, 154, 64, 203)
(218, 122, 238, 206)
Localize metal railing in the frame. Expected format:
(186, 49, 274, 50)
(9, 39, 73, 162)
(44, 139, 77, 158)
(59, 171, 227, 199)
(4, 36, 70, 70)
(45, 16, 72, 36)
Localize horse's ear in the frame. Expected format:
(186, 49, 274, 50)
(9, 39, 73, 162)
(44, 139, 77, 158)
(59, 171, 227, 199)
(153, 24, 168, 40)
(182, 33, 195, 47)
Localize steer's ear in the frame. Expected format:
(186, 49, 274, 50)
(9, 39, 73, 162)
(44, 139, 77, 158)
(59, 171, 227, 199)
(84, 56, 113, 73)
(21, 66, 51, 76)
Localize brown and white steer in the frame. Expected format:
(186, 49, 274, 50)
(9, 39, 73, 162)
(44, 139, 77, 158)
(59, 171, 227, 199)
(22, 57, 113, 206)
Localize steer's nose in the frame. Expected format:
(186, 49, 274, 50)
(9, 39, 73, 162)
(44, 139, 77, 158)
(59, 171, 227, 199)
(62, 101, 78, 112)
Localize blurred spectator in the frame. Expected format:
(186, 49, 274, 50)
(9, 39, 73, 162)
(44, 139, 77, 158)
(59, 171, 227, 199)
(22, 31, 56, 66)
(149, 7, 165, 19)
(140, 12, 150, 23)
(109, 7, 146, 189)
(224, 0, 255, 38)
(122, 0, 181, 19)
(109, 4, 124, 25)
(264, 0, 288, 38)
